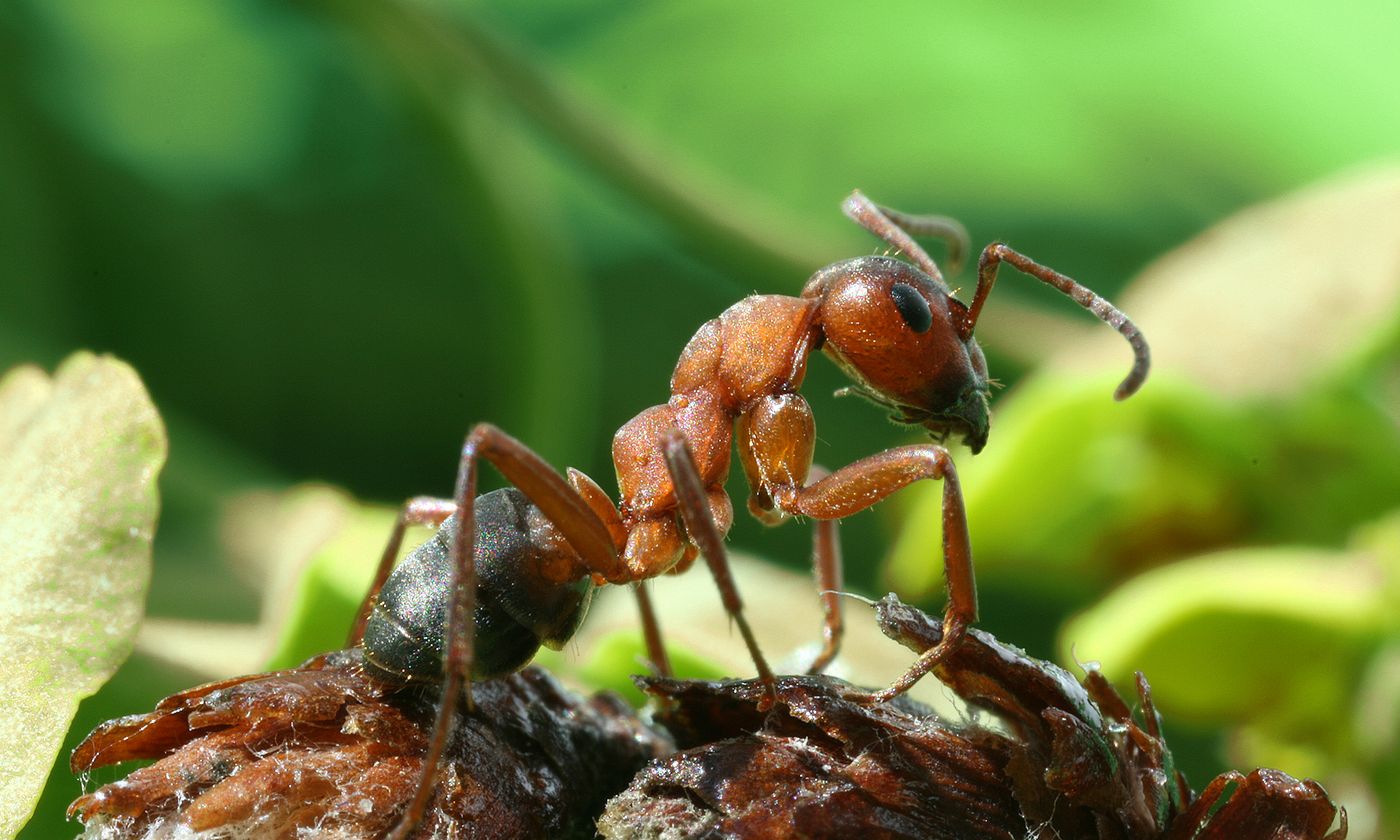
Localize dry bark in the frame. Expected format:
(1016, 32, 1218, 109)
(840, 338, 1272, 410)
(599, 596, 1346, 840)
(70, 651, 669, 839)
(69, 597, 1346, 839)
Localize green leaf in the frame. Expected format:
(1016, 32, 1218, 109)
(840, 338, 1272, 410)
(260, 486, 391, 671)
(886, 375, 1254, 600)
(0, 353, 165, 836)
(1059, 545, 1385, 741)
(1048, 166, 1400, 400)
(1355, 638, 1400, 835)
(27, 0, 311, 190)
(516, 0, 1400, 265)
(539, 629, 728, 708)
(887, 167, 1400, 600)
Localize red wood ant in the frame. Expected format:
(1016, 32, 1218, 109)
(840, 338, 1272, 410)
(348, 191, 1150, 838)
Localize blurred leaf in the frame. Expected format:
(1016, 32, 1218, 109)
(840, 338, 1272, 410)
(1250, 387, 1400, 547)
(1060, 545, 1386, 741)
(6, 0, 607, 503)
(548, 629, 728, 707)
(0, 353, 165, 836)
(217, 484, 388, 672)
(449, 96, 606, 465)
(888, 167, 1400, 600)
(516, 0, 1400, 262)
(1354, 637, 1400, 765)
(888, 375, 1253, 600)
(113, 485, 373, 681)
(27, 0, 310, 190)
(316, 0, 823, 279)
(1051, 166, 1400, 398)
(1355, 511, 1400, 615)
(1228, 726, 1334, 790)
(1356, 639, 1400, 838)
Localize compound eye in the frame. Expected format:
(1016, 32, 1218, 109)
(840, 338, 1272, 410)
(890, 283, 932, 333)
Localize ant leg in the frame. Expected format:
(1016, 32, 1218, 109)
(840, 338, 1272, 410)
(773, 444, 975, 703)
(564, 466, 672, 673)
(661, 427, 777, 708)
(455, 424, 624, 582)
(735, 396, 843, 674)
(385, 448, 482, 840)
(806, 518, 844, 675)
(966, 243, 1149, 399)
(347, 496, 456, 645)
(386, 424, 625, 840)
(803, 464, 844, 675)
(632, 582, 673, 676)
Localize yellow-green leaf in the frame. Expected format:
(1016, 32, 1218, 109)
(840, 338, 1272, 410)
(1060, 546, 1385, 739)
(0, 353, 165, 836)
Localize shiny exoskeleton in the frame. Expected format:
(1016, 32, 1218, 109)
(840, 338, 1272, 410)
(361, 488, 594, 685)
(347, 191, 1150, 839)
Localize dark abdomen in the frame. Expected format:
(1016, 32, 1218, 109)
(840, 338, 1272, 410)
(362, 488, 595, 684)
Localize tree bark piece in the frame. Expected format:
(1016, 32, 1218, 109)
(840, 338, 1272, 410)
(599, 595, 1346, 840)
(70, 651, 670, 839)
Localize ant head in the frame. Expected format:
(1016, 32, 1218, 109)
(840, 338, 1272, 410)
(803, 257, 991, 454)
(801, 191, 1150, 454)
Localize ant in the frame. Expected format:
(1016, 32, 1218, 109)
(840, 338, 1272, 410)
(347, 191, 1150, 838)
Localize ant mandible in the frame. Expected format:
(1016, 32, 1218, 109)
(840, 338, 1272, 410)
(348, 191, 1150, 838)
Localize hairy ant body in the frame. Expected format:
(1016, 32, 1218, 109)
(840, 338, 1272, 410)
(351, 191, 1150, 838)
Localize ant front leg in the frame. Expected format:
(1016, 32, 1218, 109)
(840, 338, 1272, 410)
(385, 423, 625, 840)
(771, 444, 976, 704)
(660, 427, 778, 709)
(563, 467, 672, 676)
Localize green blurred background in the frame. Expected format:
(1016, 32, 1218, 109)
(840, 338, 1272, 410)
(6, 0, 1399, 836)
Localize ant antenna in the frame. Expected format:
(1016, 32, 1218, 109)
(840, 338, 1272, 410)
(870, 205, 970, 278)
(966, 244, 1150, 400)
(843, 191, 973, 281)
(845, 190, 1149, 401)
(842, 191, 946, 285)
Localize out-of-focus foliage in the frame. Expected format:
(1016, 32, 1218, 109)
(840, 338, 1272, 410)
(1065, 514, 1399, 756)
(244, 486, 396, 672)
(892, 168, 1400, 836)
(0, 354, 164, 836)
(5, 0, 1398, 836)
(1066, 511, 1400, 838)
(891, 169, 1400, 599)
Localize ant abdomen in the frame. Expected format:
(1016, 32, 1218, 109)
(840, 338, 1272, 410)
(362, 488, 595, 685)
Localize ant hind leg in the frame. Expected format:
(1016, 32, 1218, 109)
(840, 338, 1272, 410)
(384, 423, 625, 840)
(348, 496, 457, 645)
